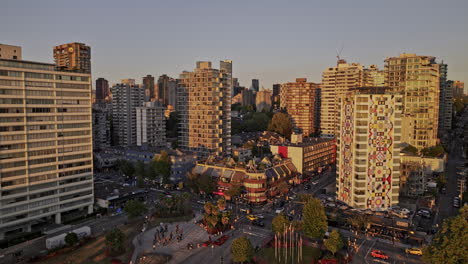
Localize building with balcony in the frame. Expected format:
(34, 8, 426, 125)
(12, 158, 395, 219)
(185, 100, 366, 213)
(111, 83, 145, 147)
(177, 61, 231, 157)
(192, 158, 298, 203)
(270, 134, 336, 176)
(384, 53, 440, 149)
(53, 42, 91, 73)
(136, 101, 166, 148)
(336, 87, 402, 210)
(92, 102, 111, 150)
(0, 51, 93, 239)
(280, 78, 320, 136)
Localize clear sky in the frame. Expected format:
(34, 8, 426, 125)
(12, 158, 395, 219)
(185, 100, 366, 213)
(2, 0, 467, 89)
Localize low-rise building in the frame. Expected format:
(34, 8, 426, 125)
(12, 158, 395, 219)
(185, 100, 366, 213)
(400, 154, 445, 197)
(270, 135, 336, 176)
(232, 147, 253, 162)
(192, 157, 298, 203)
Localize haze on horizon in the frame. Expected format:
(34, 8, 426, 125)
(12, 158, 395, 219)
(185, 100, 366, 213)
(2, 0, 467, 89)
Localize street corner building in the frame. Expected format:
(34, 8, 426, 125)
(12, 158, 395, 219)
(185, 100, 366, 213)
(336, 87, 403, 211)
(192, 157, 299, 203)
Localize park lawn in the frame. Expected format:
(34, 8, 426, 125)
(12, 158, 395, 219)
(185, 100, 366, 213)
(255, 245, 322, 264)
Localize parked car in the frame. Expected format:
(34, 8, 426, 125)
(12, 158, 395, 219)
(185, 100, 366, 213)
(304, 185, 311, 190)
(371, 250, 389, 260)
(275, 208, 284, 214)
(405, 248, 423, 256)
(453, 197, 461, 208)
(213, 235, 229, 246)
(197, 200, 206, 205)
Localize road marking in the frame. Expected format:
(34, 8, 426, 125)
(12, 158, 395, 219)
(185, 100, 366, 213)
(357, 238, 368, 253)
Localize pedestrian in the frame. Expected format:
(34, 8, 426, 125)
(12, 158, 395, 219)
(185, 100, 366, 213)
(170, 232, 173, 240)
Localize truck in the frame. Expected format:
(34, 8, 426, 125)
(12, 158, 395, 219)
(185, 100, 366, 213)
(45, 226, 91, 249)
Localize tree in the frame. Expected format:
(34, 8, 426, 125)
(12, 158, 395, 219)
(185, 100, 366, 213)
(198, 173, 215, 194)
(118, 160, 135, 178)
(153, 151, 172, 184)
(217, 198, 227, 211)
(123, 199, 147, 219)
(272, 213, 290, 233)
(105, 228, 125, 254)
(421, 145, 446, 157)
(267, 112, 293, 139)
(324, 230, 344, 255)
(402, 144, 418, 155)
(436, 173, 447, 188)
(231, 236, 254, 263)
(64, 232, 79, 247)
(225, 185, 242, 198)
(302, 198, 328, 239)
(423, 206, 468, 264)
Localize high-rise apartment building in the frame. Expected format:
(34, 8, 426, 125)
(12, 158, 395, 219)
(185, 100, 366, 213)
(111, 83, 145, 146)
(336, 87, 402, 210)
(53, 42, 91, 73)
(136, 102, 166, 148)
(0, 54, 93, 239)
(256, 88, 272, 112)
(281, 78, 320, 136)
(272, 84, 281, 106)
(121, 79, 136, 86)
(453, 80, 465, 97)
(384, 53, 440, 149)
(320, 60, 365, 137)
(363, 64, 384, 87)
(438, 63, 453, 134)
(92, 102, 111, 150)
(251, 79, 259, 92)
(0, 43, 22, 60)
(157, 74, 177, 107)
(241, 89, 256, 107)
(95, 77, 109, 102)
(143, 75, 155, 101)
(178, 61, 231, 157)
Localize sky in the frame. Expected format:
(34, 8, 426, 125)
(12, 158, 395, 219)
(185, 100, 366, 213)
(2, 0, 468, 89)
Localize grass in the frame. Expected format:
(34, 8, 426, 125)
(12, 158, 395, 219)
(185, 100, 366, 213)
(255, 245, 322, 264)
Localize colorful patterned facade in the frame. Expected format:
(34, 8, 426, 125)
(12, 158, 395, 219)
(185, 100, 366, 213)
(337, 88, 402, 210)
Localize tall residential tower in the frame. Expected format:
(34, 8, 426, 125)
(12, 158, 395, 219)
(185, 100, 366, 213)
(177, 61, 231, 157)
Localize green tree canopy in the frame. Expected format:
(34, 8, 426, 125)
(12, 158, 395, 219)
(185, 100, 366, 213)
(231, 236, 254, 263)
(153, 151, 172, 184)
(64, 232, 79, 247)
(225, 185, 242, 198)
(302, 198, 328, 239)
(402, 144, 419, 155)
(324, 229, 344, 255)
(421, 145, 446, 157)
(105, 228, 125, 254)
(423, 206, 468, 264)
(123, 199, 147, 219)
(272, 213, 291, 233)
(267, 112, 293, 139)
(118, 160, 135, 178)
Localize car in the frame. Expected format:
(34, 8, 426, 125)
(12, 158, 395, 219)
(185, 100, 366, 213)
(453, 197, 461, 208)
(275, 208, 284, 214)
(371, 250, 389, 260)
(246, 215, 258, 221)
(254, 214, 265, 219)
(197, 200, 206, 205)
(252, 220, 265, 227)
(312, 181, 319, 185)
(304, 185, 311, 190)
(202, 240, 212, 247)
(405, 248, 423, 256)
(441, 187, 447, 194)
(213, 235, 229, 246)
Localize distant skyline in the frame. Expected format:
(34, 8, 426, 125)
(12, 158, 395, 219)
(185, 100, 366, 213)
(2, 0, 467, 90)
